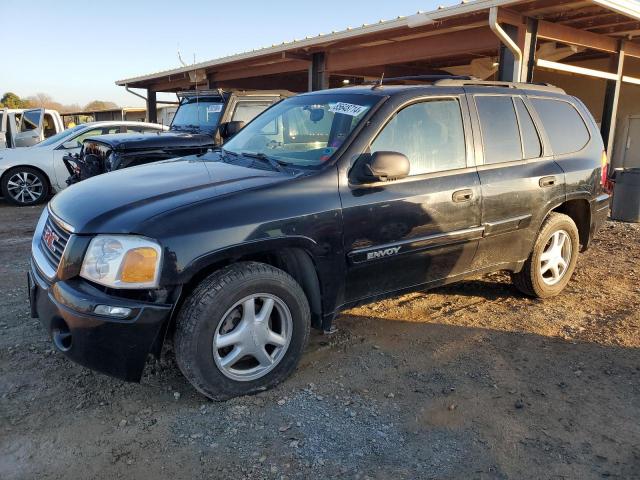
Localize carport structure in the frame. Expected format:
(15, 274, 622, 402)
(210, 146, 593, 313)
(116, 0, 640, 168)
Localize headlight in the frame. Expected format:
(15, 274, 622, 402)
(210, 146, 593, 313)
(80, 235, 162, 289)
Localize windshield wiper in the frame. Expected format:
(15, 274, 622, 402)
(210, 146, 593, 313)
(240, 151, 287, 173)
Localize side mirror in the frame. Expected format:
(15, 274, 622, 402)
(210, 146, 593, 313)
(222, 120, 245, 138)
(62, 140, 79, 149)
(356, 151, 410, 183)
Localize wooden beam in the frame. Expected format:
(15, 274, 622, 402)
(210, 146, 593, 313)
(212, 60, 309, 82)
(623, 41, 640, 59)
(497, 9, 525, 27)
(281, 51, 312, 62)
(325, 27, 498, 72)
(537, 19, 619, 53)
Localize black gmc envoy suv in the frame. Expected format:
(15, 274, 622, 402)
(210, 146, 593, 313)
(29, 78, 610, 400)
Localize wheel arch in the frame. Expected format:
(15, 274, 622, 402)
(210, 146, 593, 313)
(550, 198, 591, 252)
(1, 164, 52, 190)
(177, 237, 325, 330)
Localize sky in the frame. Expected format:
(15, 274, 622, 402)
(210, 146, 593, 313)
(0, 0, 444, 108)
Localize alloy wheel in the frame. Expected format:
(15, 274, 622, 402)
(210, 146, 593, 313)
(539, 229, 572, 286)
(6, 171, 44, 204)
(213, 293, 293, 381)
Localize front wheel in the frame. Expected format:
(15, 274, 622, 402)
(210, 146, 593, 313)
(1, 167, 50, 206)
(512, 212, 580, 298)
(174, 262, 310, 401)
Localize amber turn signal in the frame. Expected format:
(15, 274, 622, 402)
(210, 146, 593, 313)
(120, 247, 158, 283)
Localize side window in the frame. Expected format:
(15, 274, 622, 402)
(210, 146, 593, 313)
(43, 113, 56, 138)
(20, 110, 41, 132)
(370, 98, 466, 175)
(514, 98, 542, 159)
(475, 96, 522, 164)
(232, 101, 274, 124)
(531, 98, 590, 155)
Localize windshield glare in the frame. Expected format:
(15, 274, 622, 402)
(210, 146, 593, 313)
(171, 98, 224, 130)
(36, 124, 85, 147)
(223, 94, 378, 167)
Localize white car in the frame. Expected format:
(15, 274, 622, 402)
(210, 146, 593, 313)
(0, 121, 167, 206)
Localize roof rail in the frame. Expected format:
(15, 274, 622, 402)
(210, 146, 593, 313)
(365, 74, 476, 88)
(433, 79, 565, 93)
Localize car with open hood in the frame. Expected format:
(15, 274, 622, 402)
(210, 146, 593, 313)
(63, 90, 292, 185)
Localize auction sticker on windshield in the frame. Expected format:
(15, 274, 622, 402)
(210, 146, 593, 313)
(207, 104, 223, 113)
(329, 102, 368, 117)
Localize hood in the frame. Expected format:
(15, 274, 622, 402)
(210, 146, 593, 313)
(88, 131, 214, 151)
(49, 154, 288, 234)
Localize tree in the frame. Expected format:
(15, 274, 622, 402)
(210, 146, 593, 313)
(84, 100, 118, 111)
(26, 93, 64, 111)
(0, 92, 32, 108)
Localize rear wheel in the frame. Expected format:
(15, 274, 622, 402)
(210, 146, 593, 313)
(512, 212, 579, 298)
(1, 167, 50, 206)
(174, 262, 310, 401)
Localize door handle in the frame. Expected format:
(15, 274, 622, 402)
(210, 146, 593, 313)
(539, 176, 556, 188)
(452, 189, 473, 203)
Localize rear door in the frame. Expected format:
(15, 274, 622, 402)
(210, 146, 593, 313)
(468, 92, 565, 270)
(14, 109, 44, 147)
(340, 94, 483, 303)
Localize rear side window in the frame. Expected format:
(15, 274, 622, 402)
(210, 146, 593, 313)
(232, 101, 274, 124)
(475, 96, 522, 164)
(531, 98, 590, 155)
(514, 98, 542, 159)
(370, 98, 466, 175)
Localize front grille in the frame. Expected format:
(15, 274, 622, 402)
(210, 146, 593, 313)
(39, 214, 71, 270)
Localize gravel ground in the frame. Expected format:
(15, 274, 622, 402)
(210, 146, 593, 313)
(1, 203, 639, 479)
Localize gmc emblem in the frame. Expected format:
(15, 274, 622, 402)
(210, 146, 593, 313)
(43, 225, 59, 255)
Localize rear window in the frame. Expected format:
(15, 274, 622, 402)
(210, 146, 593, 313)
(531, 98, 590, 155)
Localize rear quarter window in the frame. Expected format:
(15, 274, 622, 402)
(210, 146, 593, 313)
(530, 98, 590, 155)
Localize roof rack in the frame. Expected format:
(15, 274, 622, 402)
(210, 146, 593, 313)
(365, 75, 476, 88)
(433, 79, 565, 93)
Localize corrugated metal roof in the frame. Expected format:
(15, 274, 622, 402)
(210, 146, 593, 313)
(115, 0, 640, 86)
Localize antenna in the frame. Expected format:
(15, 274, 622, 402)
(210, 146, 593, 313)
(177, 47, 188, 67)
(372, 72, 385, 90)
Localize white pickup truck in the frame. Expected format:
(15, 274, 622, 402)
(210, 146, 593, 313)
(1, 108, 65, 149)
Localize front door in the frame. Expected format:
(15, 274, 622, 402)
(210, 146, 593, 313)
(340, 95, 482, 303)
(14, 109, 44, 147)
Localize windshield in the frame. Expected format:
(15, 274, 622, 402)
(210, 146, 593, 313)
(171, 97, 224, 131)
(223, 93, 379, 167)
(35, 124, 85, 147)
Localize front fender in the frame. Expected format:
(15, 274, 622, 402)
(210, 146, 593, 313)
(177, 235, 323, 284)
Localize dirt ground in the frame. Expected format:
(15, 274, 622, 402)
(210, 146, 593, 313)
(1, 202, 639, 480)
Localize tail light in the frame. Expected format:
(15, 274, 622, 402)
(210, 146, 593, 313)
(601, 150, 612, 192)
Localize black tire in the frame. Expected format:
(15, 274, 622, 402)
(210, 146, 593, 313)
(512, 212, 580, 298)
(1, 167, 50, 206)
(174, 261, 310, 401)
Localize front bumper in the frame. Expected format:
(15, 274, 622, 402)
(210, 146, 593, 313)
(29, 259, 173, 382)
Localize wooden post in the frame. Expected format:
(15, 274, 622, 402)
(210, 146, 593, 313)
(523, 18, 539, 82)
(497, 23, 520, 82)
(146, 89, 157, 124)
(601, 41, 625, 156)
(308, 52, 329, 91)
